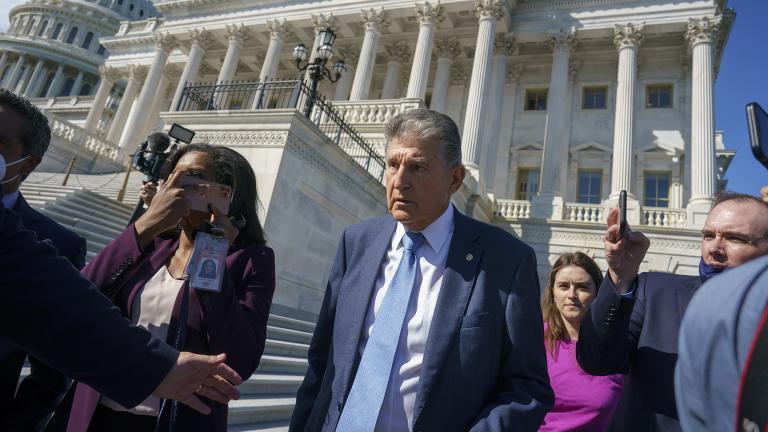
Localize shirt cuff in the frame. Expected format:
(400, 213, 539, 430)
(606, 271, 637, 299)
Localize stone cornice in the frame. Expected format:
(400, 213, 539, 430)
(686, 16, 720, 47)
(474, 0, 504, 21)
(360, 7, 389, 33)
(10, 0, 125, 30)
(614, 22, 644, 50)
(415, 1, 444, 27)
(0, 34, 102, 71)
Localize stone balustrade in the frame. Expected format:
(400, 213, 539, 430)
(565, 203, 605, 224)
(642, 207, 687, 228)
(333, 98, 423, 126)
(45, 111, 123, 162)
(494, 199, 531, 219)
(116, 17, 161, 36)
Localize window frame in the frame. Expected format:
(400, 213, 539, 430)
(582, 86, 608, 110)
(524, 88, 548, 112)
(643, 171, 672, 208)
(515, 168, 540, 201)
(576, 169, 603, 204)
(645, 83, 674, 109)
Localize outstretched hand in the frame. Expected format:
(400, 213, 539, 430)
(152, 352, 242, 415)
(604, 208, 650, 294)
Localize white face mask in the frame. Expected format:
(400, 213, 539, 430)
(0, 154, 31, 185)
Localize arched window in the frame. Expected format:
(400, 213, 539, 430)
(65, 26, 78, 44)
(118, 0, 124, 5)
(97, 45, 106, 56)
(51, 22, 63, 39)
(39, 72, 55, 97)
(81, 32, 93, 49)
(79, 83, 92, 96)
(37, 20, 48, 36)
(139, 9, 144, 17)
(59, 78, 74, 96)
(25, 18, 36, 35)
(128, 3, 134, 11)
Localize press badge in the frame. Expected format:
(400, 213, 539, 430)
(186, 231, 228, 292)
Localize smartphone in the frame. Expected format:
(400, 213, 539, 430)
(618, 190, 628, 240)
(178, 175, 232, 214)
(746, 102, 768, 170)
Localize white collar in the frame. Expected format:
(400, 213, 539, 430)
(1, 190, 20, 210)
(392, 204, 455, 255)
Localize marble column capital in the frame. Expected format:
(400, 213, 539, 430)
(434, 37, 462, 60)
(360, 7, 389, 33)
(548, 27, 577, 52)
(494, 33, 517, 56)
(188, 28, 215, 51)
(614, 22, 644, 50)
(312, 12, 336, 34)
(686, 16, 720, 47)
(98, 65, 121, 84)
(385, 41, 411, 64)
(267, 18, 290, 40)
(450, 65, 469, 85)
(569, 60, 580, 83)
(474, 0, 504, 22)
(415, 1, 444, 27)
(163, 63, 182, 79)
(335, 44, 359, 65)
(225, 23, 251, 46)
(153, 32, 178, 53)
(127, 64, 148, 82)
(506, 63, 523, 82)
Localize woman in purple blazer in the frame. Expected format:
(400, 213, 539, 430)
(62, 144, 276, 432)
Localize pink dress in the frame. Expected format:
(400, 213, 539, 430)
(539, 338, 624, 432)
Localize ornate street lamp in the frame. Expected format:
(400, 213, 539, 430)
(293, 27, 347, 116)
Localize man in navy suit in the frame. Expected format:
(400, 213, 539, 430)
(290, 109, 553, 432)
(577, 193, 768, 432)
(0, 88, 88, 430)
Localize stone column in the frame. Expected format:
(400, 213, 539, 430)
(429, 37, 461, 113)
(461, 0, 504, 171)
(14, 62, 33, 94)
(84, 66, 119, 132)
(494, 64, 523, 196)
(45, 64, 64, 98)
(609, 23, 643, 203)
(27, 66, 48, 97)
(381, 41, 410, 99)
(22, 58, 45, 97)
(143, 66, 175, 135)
(252, 19, 289, 109)
(481, 33, 516, 190)
(171, 28, 213, 111)
(0, 52, 9, 82)
(217, 24, 249, 84)
(406, 1, 443, 100)
(686, 16, 721, 226)
(333, 45, 358, 100)
(5, 54, 26, 91)
(107, 65, 145, 144)
(119, 33, 176, 148)
(69, 71, 84, 96)
(349, 7, 389, 101)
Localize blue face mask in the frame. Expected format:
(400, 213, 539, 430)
(0, 153, 31, 185)
(699, 257, 725, 283)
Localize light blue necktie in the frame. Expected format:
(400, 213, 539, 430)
(336, 231, 425, 432)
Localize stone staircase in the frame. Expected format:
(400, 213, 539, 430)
(17, 172, 312, 431)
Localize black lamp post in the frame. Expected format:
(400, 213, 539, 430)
(293, 27, 347, 117)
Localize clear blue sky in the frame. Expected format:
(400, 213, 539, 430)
(715, 0, 768, 195)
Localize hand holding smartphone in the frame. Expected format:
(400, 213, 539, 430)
(618, 190, 628, 240)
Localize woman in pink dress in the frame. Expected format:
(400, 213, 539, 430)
(539, 252, 624, 432)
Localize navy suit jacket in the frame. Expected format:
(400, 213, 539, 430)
(0, 193, 87, 431)
(290, 208, 554, 432)
(0, 201, 178, 410)
(577, 272, 701, 432)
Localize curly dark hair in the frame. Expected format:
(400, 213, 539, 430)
(0, 89, 51, 157)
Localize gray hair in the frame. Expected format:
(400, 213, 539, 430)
(384, 108, 462, 168)
(0, 89, 51, 158)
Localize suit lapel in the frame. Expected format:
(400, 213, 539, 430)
(413, 210, 482, 420)
(337, 218, 396, 391)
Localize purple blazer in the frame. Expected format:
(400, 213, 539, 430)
(64, 225, 276, 432)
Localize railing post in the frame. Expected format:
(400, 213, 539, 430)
(116, 157, 133, 203)
(61, 156, 76, 186)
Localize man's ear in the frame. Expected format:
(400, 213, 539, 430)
(19, 155, 42, 178)
(449, 163, 466, 194)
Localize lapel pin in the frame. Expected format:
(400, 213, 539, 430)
(466, 253, 473, 262)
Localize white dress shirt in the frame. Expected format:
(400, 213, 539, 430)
(358, 204, 455, 432)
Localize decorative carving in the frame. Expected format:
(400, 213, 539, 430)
(434, 37, 462, 59)
(686, 16, 721, 47)
(474, 0, 504, 21)
(569, 60, 580, 83)
(127, 64, 148, 82)
(191, 130, 289, 147)
(450, 65, 469, 85)
(548, 27, 577, 51)
(335, 44, 359, 65)
(153, 32, 178, 53)
(507, 63, 524, 82)
(188, 28, 214, 51)
(312, 12, 337, 34)
(614, 22, 644, 50)
(164, 63, 181, 79)
(385, 41, 411, 63)
(198, 62, 216, 76)
(415, 1, 444, 26)
(225, 23, 251, 45)
(494, 33, 518, 56)
(267, 18, 290, 40)
(99, 66, 122, 84)
(360, 7, 389, 33)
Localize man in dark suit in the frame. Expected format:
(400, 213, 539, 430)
(0, 90, 243, 421)
(291, 109, 553, 432)
(0, 88, 88, 430)
(577, 193, 768, 431)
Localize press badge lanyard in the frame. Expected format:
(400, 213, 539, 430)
(735, 302, 768, 432)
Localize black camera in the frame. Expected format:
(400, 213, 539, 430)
(132, 132, 173, 183)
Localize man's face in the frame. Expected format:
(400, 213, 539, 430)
(385, 135, 465, 231)
(0, 106, 40, 195)
(700, 200, 768, 269)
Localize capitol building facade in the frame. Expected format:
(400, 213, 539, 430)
(1, 0, 736, 315)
